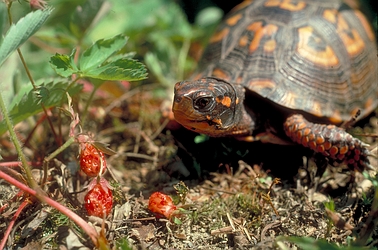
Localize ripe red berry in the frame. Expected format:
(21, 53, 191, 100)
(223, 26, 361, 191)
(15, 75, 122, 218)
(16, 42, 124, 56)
(148, 192, 177, 219)
(84, 179, 113, 218)
(80, 143, 107, 177)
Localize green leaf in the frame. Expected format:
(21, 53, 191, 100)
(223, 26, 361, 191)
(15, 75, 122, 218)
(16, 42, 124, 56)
(49, 49, 78, 77)
(82, 58, 147, 81)
(0, 4, 7, 44)
(173, 217, 182, 225)
(277, 236, 366, 250)
(0, 80, 82, 135)
(194, 134, 209, 144)
(79, 34, 128, 71)
(0, 7, 53, 67)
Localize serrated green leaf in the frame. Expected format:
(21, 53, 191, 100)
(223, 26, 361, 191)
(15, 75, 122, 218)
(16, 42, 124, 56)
(49, 49, 79, 77)
(0, 4, 7, 44)
(70, 0, 106, 39)
(0, 80, 82, 135)
(105, 52, 136, 63)
(0, 7, 53, 67)
(83, 58, 147, 81)
(79, 34, 128, 71)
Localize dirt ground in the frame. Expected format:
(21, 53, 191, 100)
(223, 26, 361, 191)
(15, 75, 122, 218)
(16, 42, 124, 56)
(1, 84, 377, 250)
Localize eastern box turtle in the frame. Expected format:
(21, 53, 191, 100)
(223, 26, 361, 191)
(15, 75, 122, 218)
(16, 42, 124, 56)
(172, 0, 378, 171)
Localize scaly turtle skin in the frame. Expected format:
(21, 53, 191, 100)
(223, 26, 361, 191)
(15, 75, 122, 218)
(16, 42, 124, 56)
(172, 0, 377, 171)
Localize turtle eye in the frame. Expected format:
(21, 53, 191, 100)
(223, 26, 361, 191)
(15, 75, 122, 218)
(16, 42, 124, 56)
(193, 96, 215, 112)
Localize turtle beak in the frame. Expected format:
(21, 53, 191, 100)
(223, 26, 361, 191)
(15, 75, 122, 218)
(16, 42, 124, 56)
(172, 83, 192, 122)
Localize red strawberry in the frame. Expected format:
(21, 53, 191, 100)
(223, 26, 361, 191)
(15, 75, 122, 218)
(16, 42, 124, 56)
(84, 178, 113, 218)
(148, 192, 177, 219)
(80, 143, 107, 177)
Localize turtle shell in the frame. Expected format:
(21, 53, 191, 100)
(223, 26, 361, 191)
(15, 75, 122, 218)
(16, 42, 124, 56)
(193, 0, 378, 124)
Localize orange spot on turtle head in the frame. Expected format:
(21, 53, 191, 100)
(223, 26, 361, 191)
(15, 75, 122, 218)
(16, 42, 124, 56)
(217, 96, 232, 108)
(211, 118, 222, 126)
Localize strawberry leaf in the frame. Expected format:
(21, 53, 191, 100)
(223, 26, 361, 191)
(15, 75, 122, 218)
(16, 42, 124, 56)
(0, 7, 53, 67)
(49, 49, 79, 77)
(0, 80, 82, 135)
(79, 34, 128, 71)
(82, 58, 147, 81)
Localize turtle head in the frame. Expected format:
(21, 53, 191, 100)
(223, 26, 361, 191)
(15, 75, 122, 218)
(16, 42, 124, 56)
(172, 77, 254, 137)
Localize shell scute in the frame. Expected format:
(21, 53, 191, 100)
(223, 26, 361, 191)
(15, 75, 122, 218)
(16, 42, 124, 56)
(196, 0, 377, 122)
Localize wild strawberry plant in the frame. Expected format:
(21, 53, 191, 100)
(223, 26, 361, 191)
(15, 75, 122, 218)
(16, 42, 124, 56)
(0, 0, 147, 248)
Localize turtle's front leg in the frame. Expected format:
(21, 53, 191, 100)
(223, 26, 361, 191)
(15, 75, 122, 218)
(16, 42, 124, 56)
(283, 114, 372, 171)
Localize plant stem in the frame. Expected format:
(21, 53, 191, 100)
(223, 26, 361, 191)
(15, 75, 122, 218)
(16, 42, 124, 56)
(0, 92, 38, 189)
(45, 136, 76, 163)
(0, 170, 99, 247)
(6, 3, 59, 144)
(0, 199, 30, 249)
(41, 136, 75, 188)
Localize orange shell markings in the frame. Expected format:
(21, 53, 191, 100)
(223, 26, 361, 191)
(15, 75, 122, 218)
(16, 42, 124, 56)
(231, 0, 253, 12)
(226, 13, 243, 26)
(263, 39, 277, 53)
(324, 10, 367, 57)
(212, 68, 231, 81)
(322, 9, 337, 23)
(354, 10, 375, 41)
(264, 0, 306, 11)
(364, 97, 375, 111)
(247, 22, 278, 53)
(239, 35, 249, 47)
(210, 28, 230, 43)
(297, 26, 339, 67)
(329, 110, 342, 124)
(337, 14, 365, 56)
(247, 79, 276, 92)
